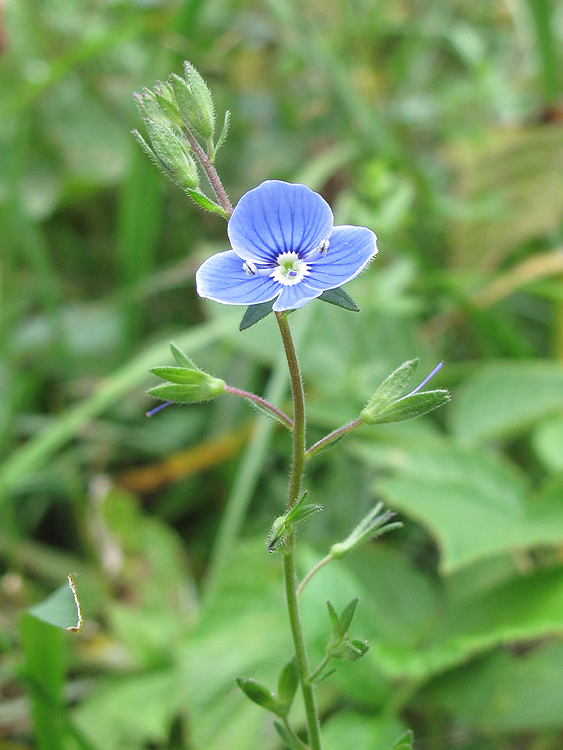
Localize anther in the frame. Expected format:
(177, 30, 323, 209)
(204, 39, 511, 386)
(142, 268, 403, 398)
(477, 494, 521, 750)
(243, 260, 257, 276)
(317, 239, 330, 256)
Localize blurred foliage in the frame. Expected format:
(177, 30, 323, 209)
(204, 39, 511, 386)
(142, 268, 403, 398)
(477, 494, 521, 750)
(1, 0, 563, 749)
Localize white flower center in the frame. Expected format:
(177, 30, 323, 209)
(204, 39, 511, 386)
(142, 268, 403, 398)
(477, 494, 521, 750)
(270, 252, 309, 286)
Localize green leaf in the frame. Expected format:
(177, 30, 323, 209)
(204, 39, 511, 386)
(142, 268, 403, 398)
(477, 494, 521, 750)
(326, 601, 341, 635)
(273, 721, 303, 750)
(28, 575, 83, 632)
(212, 110, 231, 162)
(286, 502, 323, 525)
(372, 389, 451, 424)
(170, 342, 197, 369)
(243, 398, 290, 428)
(421, 641, 563, 731)
(185, 188, 226, 216)
(450, 361, 563, 446)
(239, 300, 275, 331)
(367, 442, 563, 573)
(339, 598, 359, 634)
(318, 287, 360, 312)
(277, 659, 299, 713)
(321, 712, 406, 750)
(235, 678, 284, 716)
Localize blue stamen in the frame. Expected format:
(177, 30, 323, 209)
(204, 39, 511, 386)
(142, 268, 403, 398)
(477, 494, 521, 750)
(406, 361, 444, 397)
(146, 401, 173, 417)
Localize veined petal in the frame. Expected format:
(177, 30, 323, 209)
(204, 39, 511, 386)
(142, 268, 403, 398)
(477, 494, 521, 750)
(304, 225, 377, 291)
(196, 250, 281, 305)
(228, 181, 334, 264)
(272, 280, 322, 312)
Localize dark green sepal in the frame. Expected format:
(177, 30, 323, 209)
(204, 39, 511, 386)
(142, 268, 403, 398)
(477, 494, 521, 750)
(361, 359, 419, 421)
(170, 342, 197, 369)
(235, 678, 286, 717)
(338, 597, 359, 634)
(318, 287, 360, 312)
(148, 379, 225, 404)
(365, 389, 451, 425)
(277, 659, 299, 716)
(325, 598, 369, 661)
(266, 490, 322, 552)
(240, 300, 275, 331)
(150, 366, 206, 384)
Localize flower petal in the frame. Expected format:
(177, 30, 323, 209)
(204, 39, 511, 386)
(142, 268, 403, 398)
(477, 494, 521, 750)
(228, 181, 334, 264)
(304, 225, 377, 291)
(272, 280, 322, 312)
(196, 250, 281, 305)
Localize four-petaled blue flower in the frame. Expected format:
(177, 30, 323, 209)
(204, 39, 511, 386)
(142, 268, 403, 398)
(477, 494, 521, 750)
(195, 180, 377, 312)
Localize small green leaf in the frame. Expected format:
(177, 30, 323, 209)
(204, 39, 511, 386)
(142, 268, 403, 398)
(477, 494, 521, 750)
(170, 342, 197, 369)
(236, 678, 284, 717)
(273, 721, 303, 750)
(286, 503, 323, 524)
(278, 659, 299, 714)
(185, 188, 226, 216)
(339, 598, 359, 634)
(239, 300, 275, 331)
(318, 287, 360, 312)
(211, 110, 231, 162)
(244, 398, 291, 428)
(373, 389, 451, 424)
(390, 730, 413, 750)
(28, 575, 83, 632)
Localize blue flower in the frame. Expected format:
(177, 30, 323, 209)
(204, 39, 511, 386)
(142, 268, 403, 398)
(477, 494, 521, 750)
(195, 180, 377, 312)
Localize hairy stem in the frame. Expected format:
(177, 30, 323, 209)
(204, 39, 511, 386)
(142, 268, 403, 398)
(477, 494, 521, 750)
(183, 129, 233, 217)
(305, 416, 363, 460)
(296, 553, 333, 599)
(224, 384, 294, 430)
(276, 312, 322, 750)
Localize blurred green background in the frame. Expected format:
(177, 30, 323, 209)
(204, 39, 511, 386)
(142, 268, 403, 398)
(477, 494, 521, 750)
(2, 0, 563, 748)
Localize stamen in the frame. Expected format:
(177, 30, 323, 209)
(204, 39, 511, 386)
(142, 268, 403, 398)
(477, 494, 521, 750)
(406, 361, 444, 397)
(317, 239, 330, 256)
(243, 260, 257, 276)
(146, 401, 173, 417)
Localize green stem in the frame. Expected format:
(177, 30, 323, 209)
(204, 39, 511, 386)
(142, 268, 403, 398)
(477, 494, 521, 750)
(223, 384, 294, 430)
(296, 553, 333, 599)
(305, 417, 363, 460)
(183, 128, 233, 217)
(275, 312, 322, 750)
(307, 655, 332, 685)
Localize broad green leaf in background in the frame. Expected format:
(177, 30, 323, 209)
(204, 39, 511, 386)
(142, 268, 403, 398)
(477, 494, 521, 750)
(354, 440, 563, 573)
(450, 361, 563, 446)
(28, 575, 83, 632)
(420, 639, 563, 731)
(322, 710, 406, 750)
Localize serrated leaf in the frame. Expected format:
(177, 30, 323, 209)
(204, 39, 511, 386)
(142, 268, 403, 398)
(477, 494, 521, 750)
(277, 659, 299, 713)
(318, 287, 360, 312)
(374, 389, 451, 424)
(339, 598, 359, 634)
(239, 300, 275, 331)
(170, 342, 197, 369)
(28, 575, 83, 632)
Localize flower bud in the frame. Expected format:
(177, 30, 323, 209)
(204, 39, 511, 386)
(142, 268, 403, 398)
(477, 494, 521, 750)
(148, 367, 225, 404)
(142, 120, 199, 190)
(171, 62, 215, 140)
